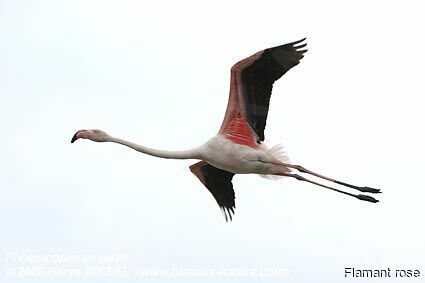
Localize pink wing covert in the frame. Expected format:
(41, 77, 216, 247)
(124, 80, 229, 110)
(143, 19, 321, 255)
(218, 51, 264, 148)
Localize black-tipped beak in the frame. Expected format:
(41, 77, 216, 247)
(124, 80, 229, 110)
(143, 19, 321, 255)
(71, 132, 79, 143)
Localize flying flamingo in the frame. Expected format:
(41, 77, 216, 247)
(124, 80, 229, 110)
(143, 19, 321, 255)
(71, 38, 380, 221)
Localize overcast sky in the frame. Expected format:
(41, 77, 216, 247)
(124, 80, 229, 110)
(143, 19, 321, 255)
(1, 0, 424, 282)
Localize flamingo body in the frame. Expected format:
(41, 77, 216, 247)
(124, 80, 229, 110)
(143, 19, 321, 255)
(198, 134, 287, 175)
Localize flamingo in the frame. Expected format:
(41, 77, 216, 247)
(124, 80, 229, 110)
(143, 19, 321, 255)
(71, 38, 380, 221)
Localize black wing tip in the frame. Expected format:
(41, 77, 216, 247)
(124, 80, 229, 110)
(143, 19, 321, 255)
(222, 206, 236, 222)
(285, 38, 307, 49)
(292, 38, 308, 53)
(291, 37, 307, 45)
(267, 38, 308, 57)
(199, 164, 236, 222)
(268, 37, 307, 52)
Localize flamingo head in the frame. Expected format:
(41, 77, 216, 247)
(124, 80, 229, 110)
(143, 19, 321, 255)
(71, 129, 110, 143)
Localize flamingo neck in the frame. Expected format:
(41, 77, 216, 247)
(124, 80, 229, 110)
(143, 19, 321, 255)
(108, 137, 201, 160)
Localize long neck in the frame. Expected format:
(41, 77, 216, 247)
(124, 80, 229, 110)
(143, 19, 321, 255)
(108, 137, 201, 160)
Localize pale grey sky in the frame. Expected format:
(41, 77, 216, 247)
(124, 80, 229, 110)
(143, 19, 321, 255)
(1, 0, 424, 282)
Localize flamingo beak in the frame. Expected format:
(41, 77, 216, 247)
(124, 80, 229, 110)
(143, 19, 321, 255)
(71, 131, 82, 143)
(71, 130, 85, 143)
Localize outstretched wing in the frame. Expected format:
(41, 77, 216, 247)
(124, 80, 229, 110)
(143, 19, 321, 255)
(219, 38, 307, 144)
(189, 161, 236, 221)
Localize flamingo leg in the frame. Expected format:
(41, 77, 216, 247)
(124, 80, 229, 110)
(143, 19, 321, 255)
(279, 164, 381, 194)
(278, 173, 379, 203)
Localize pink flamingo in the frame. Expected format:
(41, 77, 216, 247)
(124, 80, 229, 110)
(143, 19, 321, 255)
(72, 38, 380, 221)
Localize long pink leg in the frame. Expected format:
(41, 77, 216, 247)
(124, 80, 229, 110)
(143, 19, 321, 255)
(278, 173, 379, 203)
(279, 164, 381, 194)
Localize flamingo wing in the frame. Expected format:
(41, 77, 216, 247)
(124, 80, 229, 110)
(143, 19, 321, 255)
(219, 38, 307, 144)
(190, 161, 235, 221)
